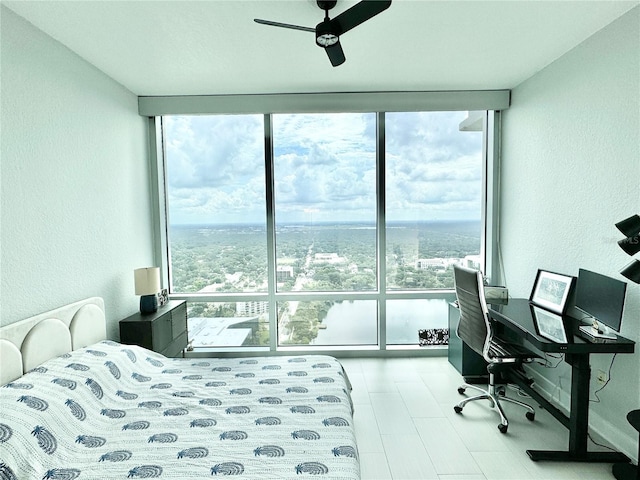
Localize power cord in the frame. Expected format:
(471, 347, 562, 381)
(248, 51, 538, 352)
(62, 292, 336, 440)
(587, 431, 621, 453)
(502, 383, 532, 398)
(513, 353, 563, 396)
(534, 353, 564, 369)
(590, 354, 617, 403)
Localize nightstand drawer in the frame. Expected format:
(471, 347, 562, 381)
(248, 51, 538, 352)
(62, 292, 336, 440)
(119, 300, 188, 357)
(161, 332, 188, 358)
(170, 302, 187, 339)
(151, 315, 172, 352)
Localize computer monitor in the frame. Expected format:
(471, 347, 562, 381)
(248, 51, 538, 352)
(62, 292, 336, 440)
(575, 268, 627, 333)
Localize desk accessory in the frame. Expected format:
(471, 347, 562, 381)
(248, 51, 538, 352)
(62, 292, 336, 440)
(485, 286, 508, 301)
(530, 269, 575, 314)
(578, 325, 617, 342)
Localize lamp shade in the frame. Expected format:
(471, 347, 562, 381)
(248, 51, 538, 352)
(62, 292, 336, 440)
(615, 214, 640, 238)
(134, 267, 161, 295)
(618, 236, 640, 256)
(620, 260, 640, 284)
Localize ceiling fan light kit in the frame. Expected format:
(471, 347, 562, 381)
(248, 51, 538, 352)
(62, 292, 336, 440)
(254, 0, 392, 67)
(316, 21, 339, 47)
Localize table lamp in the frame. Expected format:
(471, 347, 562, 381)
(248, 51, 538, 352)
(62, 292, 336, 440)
(134, 267, 161, 314)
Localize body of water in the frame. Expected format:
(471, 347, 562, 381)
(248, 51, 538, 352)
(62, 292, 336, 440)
(311, 298, 449, 346)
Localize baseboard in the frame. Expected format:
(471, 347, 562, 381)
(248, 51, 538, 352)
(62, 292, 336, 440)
(522, 364, 637, 463)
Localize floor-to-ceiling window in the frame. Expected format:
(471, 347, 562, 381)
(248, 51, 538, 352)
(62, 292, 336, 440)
(272, 113, 378, 346)
(164, 114, 271, 347)
(161, 110, 487, 352)
(384, 112, 483, 345)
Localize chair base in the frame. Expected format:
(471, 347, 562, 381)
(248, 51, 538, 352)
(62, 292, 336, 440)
(454, 373, 535, 433)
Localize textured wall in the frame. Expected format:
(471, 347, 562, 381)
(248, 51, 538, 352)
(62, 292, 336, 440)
(1, 7, 154, 339)
(501, 7, 640, 458)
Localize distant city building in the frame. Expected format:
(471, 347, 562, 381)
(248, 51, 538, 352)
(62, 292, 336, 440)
(236, 301, 268, 316)
(415, 256, 482, 272)
(463, 255, 482, 270)
(416, 258, 445, 270)
(276, 266, 294, 282)
(416, 258, 458, 271)
(314, 253, 343, 264)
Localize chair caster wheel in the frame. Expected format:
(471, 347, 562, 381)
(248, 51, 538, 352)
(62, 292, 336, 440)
(454, 406, 463, 414)
(526, 412, 535, 421)
(498, 424, 508, 434)
(457, 387, 465, 395)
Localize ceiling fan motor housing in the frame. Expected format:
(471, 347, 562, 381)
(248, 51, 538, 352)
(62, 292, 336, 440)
(317, 1, 337, 11)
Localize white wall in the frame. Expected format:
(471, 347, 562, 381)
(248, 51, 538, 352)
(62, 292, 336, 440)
(0, 7, 154, 339)
(501, 6, 640, 458)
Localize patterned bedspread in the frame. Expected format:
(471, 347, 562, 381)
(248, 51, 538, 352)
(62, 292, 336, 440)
(0, 341, 359, 479)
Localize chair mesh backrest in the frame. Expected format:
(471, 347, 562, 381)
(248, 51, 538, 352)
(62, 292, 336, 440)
(454, 265, 491, 359)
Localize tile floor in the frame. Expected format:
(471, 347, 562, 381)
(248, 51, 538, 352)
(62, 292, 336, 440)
(340, 356, 620, 480)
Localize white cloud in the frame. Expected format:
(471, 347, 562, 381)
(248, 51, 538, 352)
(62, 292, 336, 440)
(164, 111, 482, 224)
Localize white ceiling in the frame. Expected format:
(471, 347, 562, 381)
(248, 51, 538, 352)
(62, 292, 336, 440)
(4, 0, 638, 96)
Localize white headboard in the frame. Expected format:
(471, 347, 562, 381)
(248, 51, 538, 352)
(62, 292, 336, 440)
(0, 297, 106, 385)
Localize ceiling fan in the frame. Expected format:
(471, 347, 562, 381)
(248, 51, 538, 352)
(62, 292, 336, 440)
(254, 0, 392, 67)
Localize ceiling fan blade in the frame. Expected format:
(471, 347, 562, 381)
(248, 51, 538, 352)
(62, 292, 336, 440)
(330, 0, 391, 35)
(325, 41, 346, 67)
(254, 18, 314, 33)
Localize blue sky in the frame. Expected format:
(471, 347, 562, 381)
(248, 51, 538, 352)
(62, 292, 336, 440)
(164, 111, 482, 225)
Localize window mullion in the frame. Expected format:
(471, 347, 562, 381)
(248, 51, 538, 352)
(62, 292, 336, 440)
(264, 114, 278, 352)
(377, 112, 387, 350)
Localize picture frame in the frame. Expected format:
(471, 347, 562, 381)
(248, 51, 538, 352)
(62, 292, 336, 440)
(157, 288, 169, 307)
(531, 305, 568, 343)
(530, 269, 575, 314)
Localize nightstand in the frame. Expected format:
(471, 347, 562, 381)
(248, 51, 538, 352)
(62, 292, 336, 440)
(119, 300, 187, 357)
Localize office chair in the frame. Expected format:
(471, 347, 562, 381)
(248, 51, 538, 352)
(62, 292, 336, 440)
(452, 264, 536, 433)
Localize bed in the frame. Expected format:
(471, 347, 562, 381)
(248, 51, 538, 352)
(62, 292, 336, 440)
(0, 298, 359, 479)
